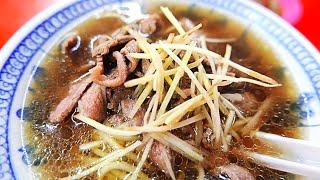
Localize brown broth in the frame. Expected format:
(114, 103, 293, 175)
(23, 3, 300, 180)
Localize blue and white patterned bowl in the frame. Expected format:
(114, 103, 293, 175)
(0, 0, 320, 179)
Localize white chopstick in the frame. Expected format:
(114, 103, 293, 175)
(247, 131, 320, 177)
(255, 131, 320, 162)
(248, 152, 320, 177)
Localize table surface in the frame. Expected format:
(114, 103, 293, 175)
(0, 0, 319, 49)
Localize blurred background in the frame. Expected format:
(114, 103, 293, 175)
(0, 0, 319, 49)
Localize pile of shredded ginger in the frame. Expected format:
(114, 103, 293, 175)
(63, 7, 281, 180)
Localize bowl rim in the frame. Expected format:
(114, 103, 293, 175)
(0, 0, 77, 68)
(0, 0, 319, 70)
(0, 0, 320, 69)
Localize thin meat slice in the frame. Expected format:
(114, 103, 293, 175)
(92, 14, 161, 57)
(77, 60, 96, 73)
(78, 83, 107, 122)
(107, 86, 134, 111)
(106, 98, 144, 126)
(139, 14, 162, 35)
(94, 35, 112, 47)
(226, 92, 262, 117)
(92, 35, 134, 57)
(61, 34, 80, 53)
(49, 80, 91, 123)
(111, 14, 161, 38)
(141, 60, 150, 75)
(121, 99, 135, 118)
(111, 27, 129, 38)
(90, 61, 104, 79)
(242, 97, 273, 135)
(120, 99, 145, 126)
(120, 40, 141, 72)
(180, 17, 195, 31)
(180, 17, 201, 39)
(219, 164, 255, 180)
(120, 40, 140, 55)
(92, 51, 128, 88)
(107, 114, 126, 126)
(149, 141, 174, 175)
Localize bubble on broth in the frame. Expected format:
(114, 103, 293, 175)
(24, 119, 94, 178)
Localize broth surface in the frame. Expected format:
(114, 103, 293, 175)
(23, 3, 300, 179)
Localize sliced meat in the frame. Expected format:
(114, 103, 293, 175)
(120, 99, 135, 118)
(180, 17, 201, 39)
(180, 75, 191, 89)
(139, 14, 161, 35)
(78, 83, 107, 122)
(90, 35, 112, 55)
(121, 99, 145, 126)
(141, 60, 150, 74)
(120, 40, 141, 72)
(149, 141, 174, 175)
(90, 61, 104, 80)
(242, 97, 273, 135)
(134, 71, 144, 77)
(106, 114, 125, 126)
(185, 139, 196, 146)
(105, 98, 145, 126)
(92, 35, 134, 57)
(112, 14, 161, 38)
(182, 88, 191, 97)
(93, 35, 112, 47)
(120, 40, 140, 55)
(92, 51, 128, 88)
(107, 86, 134, 111)
(111, 27, 129, 38)
(180, 17, 195, 31)
(219, 164, 255, 180)
(61, 34, 80, 53)
(171, 96, 185, 108)
(228, 92, 262, 117)
(222, 93, 243, 102)
(77, 60, 96, 73)
(49, 80, 91, 123)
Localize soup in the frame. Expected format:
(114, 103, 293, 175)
(22, 3, 301, 180)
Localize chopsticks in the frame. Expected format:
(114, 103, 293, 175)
(248, 152, 320, 177)
(255, 131, 320, 162)
(246, 131, 320, 177)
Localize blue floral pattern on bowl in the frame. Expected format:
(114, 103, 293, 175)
(0, 0, 319, 179)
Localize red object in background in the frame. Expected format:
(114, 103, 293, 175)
(295, 1, 320, 49)
(0, 0, 319, 49)
(0, 0, 59, 48)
